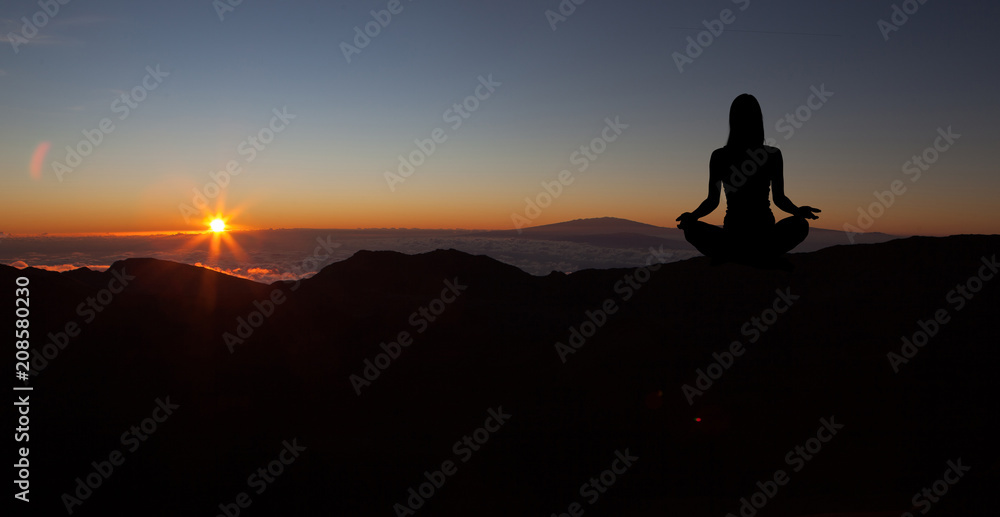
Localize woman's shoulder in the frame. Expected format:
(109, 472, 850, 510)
(710, 147, 731, 161)
(714, 144, 781, 153)
(712, 145, 783, 162)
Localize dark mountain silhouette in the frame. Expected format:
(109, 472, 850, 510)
(466, 216, 898, 252)
(5, 236, 998, 516)
(489, 216, 678, 235)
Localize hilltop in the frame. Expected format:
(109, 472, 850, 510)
(3, 235, 998, 516)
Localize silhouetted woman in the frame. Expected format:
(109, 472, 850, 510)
(676, 94, 819, 265)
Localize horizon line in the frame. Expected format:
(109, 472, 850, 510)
(0, 226, 908, 238)
(0, 216, 913, 238)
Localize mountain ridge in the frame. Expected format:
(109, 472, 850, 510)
(3, 235, 998, 515)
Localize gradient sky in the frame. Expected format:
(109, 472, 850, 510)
(1, 0, 997, 236)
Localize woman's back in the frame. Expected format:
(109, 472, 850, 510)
(714, 145, 781, 230)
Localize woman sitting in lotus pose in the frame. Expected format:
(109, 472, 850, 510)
(676, 94, 820, 266)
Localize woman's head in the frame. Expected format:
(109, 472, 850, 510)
(726, 94, 764, 149)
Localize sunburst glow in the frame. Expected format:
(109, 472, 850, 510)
(210, 219, 226, 232)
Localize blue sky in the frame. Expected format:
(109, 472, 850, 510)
(1, 0, 997, 235)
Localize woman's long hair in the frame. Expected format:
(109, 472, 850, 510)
(725, 94, 764, 150)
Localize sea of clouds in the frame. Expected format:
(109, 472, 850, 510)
(1, 229, 699, 282)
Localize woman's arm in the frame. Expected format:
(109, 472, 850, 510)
(677, 151, 723, 227)
(771, 149, 820, 219)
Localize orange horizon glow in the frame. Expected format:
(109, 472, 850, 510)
(0, 204, 986, 238)
(0, 217, 980, 238)
(4, 162, 995, 237)
(0, 177, 990, 238)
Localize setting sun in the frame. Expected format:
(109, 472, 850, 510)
(210, 219, 226, 232)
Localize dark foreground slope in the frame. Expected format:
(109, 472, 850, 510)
(4, 236, 999, 516)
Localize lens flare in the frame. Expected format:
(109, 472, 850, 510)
(30, 141, 51, 180)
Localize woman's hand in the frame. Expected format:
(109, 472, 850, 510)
(795, 206, 821, 220)
(676, 212, 696, 229)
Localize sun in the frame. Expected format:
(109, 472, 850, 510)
(182, 205, 248, 263)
